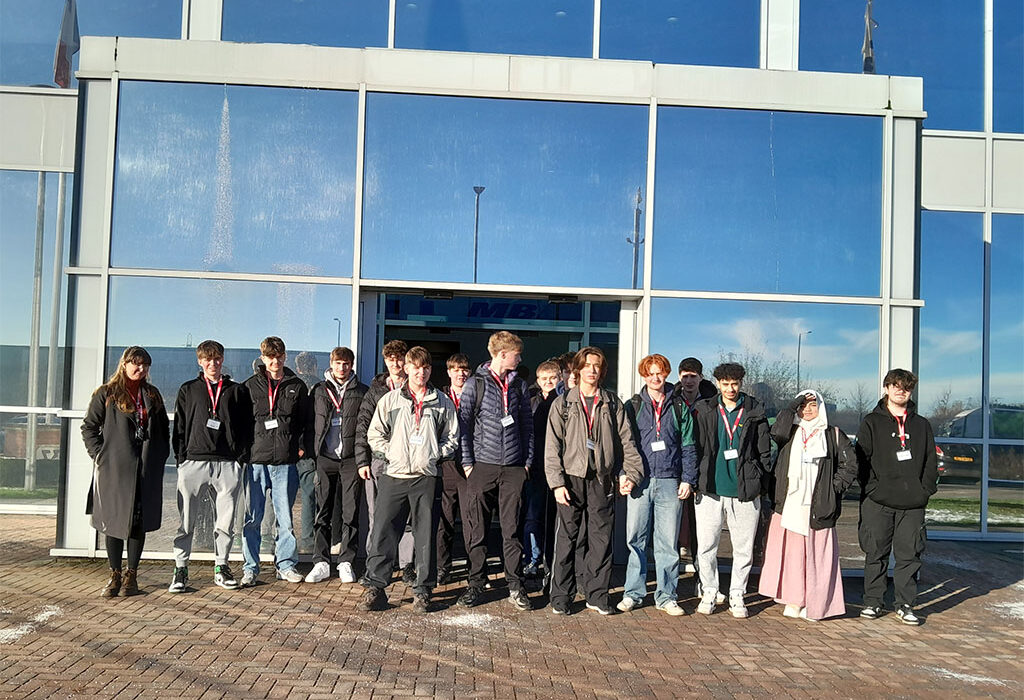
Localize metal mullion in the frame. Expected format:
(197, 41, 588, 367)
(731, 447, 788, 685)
(592, 0, 601, 59)
(879, 111, 894, 385)
(104, 268, 353, 286)
(639, 96, 657, 362)
(350, 83, 367, 352)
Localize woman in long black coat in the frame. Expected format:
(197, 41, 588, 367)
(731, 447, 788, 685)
(82, 346, 170, 596)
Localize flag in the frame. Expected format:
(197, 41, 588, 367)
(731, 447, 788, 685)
(53, 0, 80, 88)
(862, 0, 878, 74)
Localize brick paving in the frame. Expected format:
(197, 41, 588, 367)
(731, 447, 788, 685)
(1, 514, 1022, 699)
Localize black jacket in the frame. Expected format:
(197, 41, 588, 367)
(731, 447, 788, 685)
(173, 373, 251, 463)
(694, 393, 772, 502)
(244, 364, 310, 465)
(769, 408, 858, 529)
(856, 398, 939, 510)
(83, 384, 171, 538)
(529, 388, 557, 470)
(458, 363, 533, 468)
(309, 371, 367, 465)
(356, 372, 399, 468)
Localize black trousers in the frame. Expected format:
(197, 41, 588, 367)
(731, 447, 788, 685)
(436, 460, 467, 572)
(550, 474, 615, 608)
(859, 497, 927, 608)
(313, 457, 363, 564)
(364, 474, 438, 595)
(463, 462, 527, 591)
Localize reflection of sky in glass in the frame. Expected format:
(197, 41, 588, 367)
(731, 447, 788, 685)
(361, 93, 648, 288)
(799, 0, 984, 131)
(994, 0, 1024, 133)
(395, 0, 592, 57)
(112, 82, 357, 276)
(653, 107, 882, 295)
(0, 0, 181, 87)
(222, 0, 388, 48)
(990, 215, 1024, 411)
(918, 211, 983, 429)
(600, 0, 759, 68)
(106, 276, 351, 404)
(649, 297, 879, 431)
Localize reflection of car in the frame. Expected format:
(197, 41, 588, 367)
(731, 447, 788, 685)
(935, 444, 981, 483)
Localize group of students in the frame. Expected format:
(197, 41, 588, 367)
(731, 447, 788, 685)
(82, 332, 938, 625)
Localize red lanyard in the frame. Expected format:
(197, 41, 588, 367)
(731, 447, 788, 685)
(412, 391, 426, 429)
(489, 369, 510, 415)
(895, 414, 908, 449)
(448, 388, 461, 411)
(652, 396, 664, 438)
(800, 427, 819, 450)
(134, 387, 147, 424)
(326, 381, 346, 413)
(205, 377, 223, 415)
(579, 393, 599, 436)
(718, 404, 744, 448)
(267, 377, 282, 416)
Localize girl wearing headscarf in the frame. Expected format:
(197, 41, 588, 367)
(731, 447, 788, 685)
(758, 390, 857, 620)
(82, 346, 170, 596)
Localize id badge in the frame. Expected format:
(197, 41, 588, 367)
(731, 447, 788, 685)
(501, 414, 515, 427)
(409, 433, 425, 446)
(264, 419, 279, 430)
(206, 418, 221, 430)
(724, 448, 739, 460)
(330, 417, 343, 427)
(586, 439, 596, 450)
(651, 440, 666, 452)
(896, 449, 912, 461)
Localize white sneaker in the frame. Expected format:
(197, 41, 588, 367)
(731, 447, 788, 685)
(304, 562, 331, 583)
(729, 595, 748, 618)
(276, 568, 303, 583)
(616, 596, 639, 612)
(783, 604, 801, 619)
(696, 594, 717, 615)
(656, 600, 686, 616)
(337, 561, 356, 583)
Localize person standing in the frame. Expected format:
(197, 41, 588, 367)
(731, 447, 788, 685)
(305, 346, 367, 584)
(856, 369, 938, 625)
(293, 351, 320, 555)
(759, 390, 857, 620)
(240, 336, 311, 586)
(82, 346, 170, 597)
(436, 352, 472, 585)
(522, 360, 560, 580)
(545, 347, 643, 615)
(171, 340, 252, 593)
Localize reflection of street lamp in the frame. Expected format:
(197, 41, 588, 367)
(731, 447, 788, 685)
(472, 186, 485, 284)
(796, 329, 813, 390)
(626, 188, 644, 289)
(333, 317, 342, 348)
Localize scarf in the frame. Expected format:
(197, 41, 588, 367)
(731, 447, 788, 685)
(781, 390, 829, 536)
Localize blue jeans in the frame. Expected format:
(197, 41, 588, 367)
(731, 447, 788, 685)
(521, 470, 547, 565)
(243, 463, 299, 574)
(624, 476, 683, 605)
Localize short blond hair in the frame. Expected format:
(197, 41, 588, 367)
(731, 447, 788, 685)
(487, 331, 523, 357)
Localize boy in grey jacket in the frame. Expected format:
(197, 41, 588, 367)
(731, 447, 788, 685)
(358, 347, 459, 613)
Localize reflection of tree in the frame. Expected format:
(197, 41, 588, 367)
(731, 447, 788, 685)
(715, 347, 837, 416)
(928, 386, 975, 432)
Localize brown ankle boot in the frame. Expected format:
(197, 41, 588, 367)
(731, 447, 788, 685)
(120, 568, 139, 597)
(101, 569, 122, 597)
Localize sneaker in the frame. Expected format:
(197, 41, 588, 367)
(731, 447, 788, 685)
(337, 561, 356, 584)
(457, 586, 483, 608)
(728, 595, 748, 619)
(214, 564, 240, 590)
(276, 568, 303, 583)
(305, 562, 331, 583)
(412, 593, 431, 614)
(168, 566, 188, 593)
(436, 566, 452, 586)
(895, 605, 921, 626)
(616, 596, 640, 613)
(783, 604, 801, 619)
(696, 593, 717, 615)
(240, 570, 258, 588)
(508, 589, 531, 611)
(402, 563, 416, 585)
(550, 599, 571, 615)
(359, 586, 386, 611)
(585, 601, 613, 616)
(656, 600, 686, 617)
(860, 605, 881, 619)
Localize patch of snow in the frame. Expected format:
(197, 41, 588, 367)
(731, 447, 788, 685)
(0, 624, 33, 644)
(925, 666, 1006, 686)
(924, 553, 982, 571)
(441, 613, 497, 629)
(988, 601, 1024, 620)
(33, 605, 61, 623)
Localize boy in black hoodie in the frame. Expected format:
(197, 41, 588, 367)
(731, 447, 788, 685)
(240, 336, 310, 586)
(856, 368, 938, 625)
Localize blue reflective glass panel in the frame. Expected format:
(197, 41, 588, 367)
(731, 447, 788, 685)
(990, 215, 1024, 439)
(800, 0, 984, 131)
(395, 0, 592, 57)
(653, 107, 882, 295)
(600, 0, 759, 68)
(0, 0, 181, 87)
(649, 298, 880, 435)
(919, 211, 983, 437)
(106, 276, 351, 406)
(362, 94, 648, 288)
(222, 0, 388, 48)
(112, 81, 357, 276)
(995, 0, 1024, 133)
